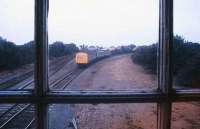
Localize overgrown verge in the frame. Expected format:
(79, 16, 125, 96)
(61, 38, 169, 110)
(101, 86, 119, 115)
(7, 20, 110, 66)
(132, 36, 200, 87)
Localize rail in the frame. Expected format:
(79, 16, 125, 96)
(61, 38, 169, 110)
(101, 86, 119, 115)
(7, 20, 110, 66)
(0, 60, 82, 129)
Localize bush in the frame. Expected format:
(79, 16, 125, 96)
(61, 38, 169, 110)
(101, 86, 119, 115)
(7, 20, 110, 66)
(111, 44, 136, 55)
(132, 44, 157, 73)
(0, 37, 79, 70)
(49, 42, 78, 58)
(132, 36, 200, 87)
(0, 39, 20, 69)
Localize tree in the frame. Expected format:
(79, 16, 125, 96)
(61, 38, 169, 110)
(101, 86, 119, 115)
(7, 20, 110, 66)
(0, 37, 79, 71)
(0, 39, 20, 69)
(132, 36, 200, 87)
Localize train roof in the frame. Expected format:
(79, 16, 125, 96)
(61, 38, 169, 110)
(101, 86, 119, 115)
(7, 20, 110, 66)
(76, 52, 88, 56)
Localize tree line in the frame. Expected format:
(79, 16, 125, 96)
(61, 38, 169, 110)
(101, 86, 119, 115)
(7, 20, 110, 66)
(0, 37, 78, 70)
(132, 36, 200, 88)
(111, 44, 136, 55)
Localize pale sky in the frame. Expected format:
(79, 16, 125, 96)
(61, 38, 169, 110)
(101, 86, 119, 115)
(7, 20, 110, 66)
(0, 0, 199, 47)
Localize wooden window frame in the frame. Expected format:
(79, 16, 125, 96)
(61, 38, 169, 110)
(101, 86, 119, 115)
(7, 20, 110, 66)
(0, 0, 200, 129)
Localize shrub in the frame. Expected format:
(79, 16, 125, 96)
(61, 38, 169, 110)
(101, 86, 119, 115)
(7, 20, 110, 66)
(0, 37, 79, 70)
(132, 36, 200, 87)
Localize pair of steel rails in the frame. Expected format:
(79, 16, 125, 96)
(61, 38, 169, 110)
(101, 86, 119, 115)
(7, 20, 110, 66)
(0, 0, 200, 129)
(0, 68, 81, 129)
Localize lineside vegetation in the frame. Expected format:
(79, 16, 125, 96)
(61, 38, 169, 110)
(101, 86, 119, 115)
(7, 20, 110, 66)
(132, 36, 200, 87)
(0, 37, 78, 70)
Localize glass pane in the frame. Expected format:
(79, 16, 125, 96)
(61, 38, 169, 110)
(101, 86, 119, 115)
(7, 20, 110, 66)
(0, 0, 35, 90)
(173, 0, 200, 89)
(171, 102, 200, 129)
(0, 103, 35, 129)
(48, 0, 159, 90)
(48, 103, 157, 129)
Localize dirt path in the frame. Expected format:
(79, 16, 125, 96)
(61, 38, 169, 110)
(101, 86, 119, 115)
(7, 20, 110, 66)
(68, 54, 200, 129)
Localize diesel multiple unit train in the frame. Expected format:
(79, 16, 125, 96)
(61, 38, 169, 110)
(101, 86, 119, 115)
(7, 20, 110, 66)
(75, 49, 111, 67)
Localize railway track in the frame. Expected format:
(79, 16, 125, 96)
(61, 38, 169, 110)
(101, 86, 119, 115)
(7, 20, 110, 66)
(0, 54, 110, 129)
(0, 105, 35, 129)
(0, 58, 69, 116)
(0, 56, 68, 90)
(0, 65, 83, 129)
(9, 56, 69, 90)
(51, 69, 83, 90)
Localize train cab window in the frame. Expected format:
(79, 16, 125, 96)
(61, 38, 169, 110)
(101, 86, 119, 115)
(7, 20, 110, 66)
(0, 0, 200, 129)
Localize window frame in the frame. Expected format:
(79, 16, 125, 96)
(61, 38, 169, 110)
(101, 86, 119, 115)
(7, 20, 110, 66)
(0, 0, 200, 129)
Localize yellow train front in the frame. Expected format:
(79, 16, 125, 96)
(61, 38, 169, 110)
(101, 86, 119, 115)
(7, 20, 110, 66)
(75, 52, 89, 67)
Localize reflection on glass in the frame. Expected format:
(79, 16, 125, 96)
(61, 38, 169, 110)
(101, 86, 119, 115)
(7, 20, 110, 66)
(48, 104, 157, 129)
(0, 0, 35, 90)
(173, 0, 200, 89)
(48, 0, 159, 90)
(0, 103, 35, 129)
(171, 102, 200, 129)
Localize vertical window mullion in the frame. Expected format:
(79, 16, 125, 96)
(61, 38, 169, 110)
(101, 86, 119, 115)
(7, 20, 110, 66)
(157, 0, 173, 129)
(35, 0, 49, 129)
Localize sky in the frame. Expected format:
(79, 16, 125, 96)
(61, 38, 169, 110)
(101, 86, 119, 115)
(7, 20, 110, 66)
(0, 0, 199, 47)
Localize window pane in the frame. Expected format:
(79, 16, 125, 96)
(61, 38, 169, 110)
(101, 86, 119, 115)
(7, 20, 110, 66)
(48, 103, 157, 129)
(173, 0, 200, 89)
(0, 0, 35, 90)
(0, 103, 35, 129)
(171, 102, 200, 129)
(48, 0, 159, 91)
